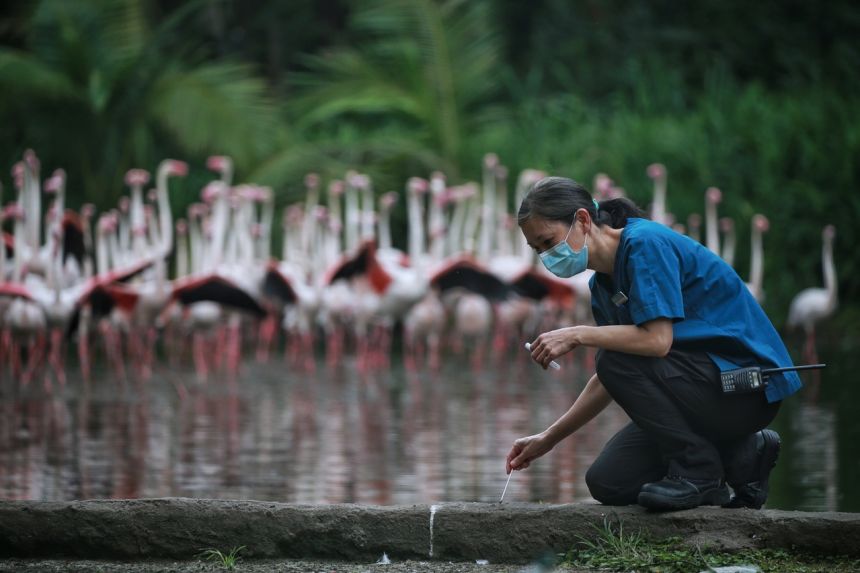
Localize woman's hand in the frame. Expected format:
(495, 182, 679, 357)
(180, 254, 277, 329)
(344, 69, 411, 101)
(529, 327, 582, 369)
(506, 432, 555, 473)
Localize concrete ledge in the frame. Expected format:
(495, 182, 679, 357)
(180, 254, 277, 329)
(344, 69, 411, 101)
(0, 499, 858, 563)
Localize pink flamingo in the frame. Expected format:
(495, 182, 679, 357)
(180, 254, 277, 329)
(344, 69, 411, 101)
(787, 225, 837, 366)
(704, 187, 722, 255)
(720, 216, 736, 268)
(646, 163, 668, 225)
(745, 214, 769, 303)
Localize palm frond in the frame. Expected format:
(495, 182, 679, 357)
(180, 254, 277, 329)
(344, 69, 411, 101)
(0, 49, 79, 99)
(148, 62, 280, 168)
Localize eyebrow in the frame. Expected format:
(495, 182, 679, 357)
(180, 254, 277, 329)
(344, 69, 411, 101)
(527, 235, 553, 250)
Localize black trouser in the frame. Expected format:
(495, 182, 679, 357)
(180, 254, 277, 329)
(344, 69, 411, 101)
(585, 348, 780, 506)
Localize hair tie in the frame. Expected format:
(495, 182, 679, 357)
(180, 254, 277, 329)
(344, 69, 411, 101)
(593, 199, 600, 213)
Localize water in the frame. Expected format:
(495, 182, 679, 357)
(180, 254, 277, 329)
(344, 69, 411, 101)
(1, 342, 857, 511)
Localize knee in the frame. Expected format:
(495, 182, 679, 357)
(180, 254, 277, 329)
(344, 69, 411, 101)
(585, 463, 639, 506)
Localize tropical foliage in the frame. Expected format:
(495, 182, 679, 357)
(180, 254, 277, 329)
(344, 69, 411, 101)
(0, 0, 280, 205)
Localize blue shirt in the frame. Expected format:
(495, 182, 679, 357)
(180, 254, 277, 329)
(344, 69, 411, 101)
(589, 218, 801, 403)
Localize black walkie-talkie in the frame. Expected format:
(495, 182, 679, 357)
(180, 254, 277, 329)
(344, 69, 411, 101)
(720, 364, 826, 394)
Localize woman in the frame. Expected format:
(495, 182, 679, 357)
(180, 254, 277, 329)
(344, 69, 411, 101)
(506, 176, 800, 511)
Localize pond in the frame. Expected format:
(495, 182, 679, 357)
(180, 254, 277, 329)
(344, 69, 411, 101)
(0, 336, 857, 512)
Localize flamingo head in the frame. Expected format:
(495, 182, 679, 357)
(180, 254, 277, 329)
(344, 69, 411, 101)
(4, 203, 25, 221)
(187, 203, 207, 219)
(164, 159, 189, 178)
(672, 223, 687, 234)
(257, 186, 273, 203)
(206, 155, 232, 174)
(23, 149, 39, 173)
(147, 189, 158, 203)
(664, 213, 676, 226)
(328, 180, 345, 196)
(495, 164, 508, 181)
(706, 187, 722, 205)
(719, 217, 734, 232)
(314, 205, 328, 223)
(118, 196, 130, 213)
(81, 203, 95, 219)
(592, 173, 613, 199)
(201, 181, 226, 204)
(304, 172, 320, 190)
(752, 214, 769, 233)
(11, 162, 24, 190)
(44, 169, 66, 193)
(380, 192, 398, 210)
(608, 186, 626, 199)
(407, 177, 429, 195)
(646, 163, 666, 181)
(175, 219, 188, 235)
(823, 225, 836, 241)
(284, 205, 304, 226)
(459, 182, 479, 200)
(349, 172, 370, 190)
(124, 169, 151, 188)
(519, 169, 546, 189)
(687, 213, 702, 228)
(483, 153, 499, 169)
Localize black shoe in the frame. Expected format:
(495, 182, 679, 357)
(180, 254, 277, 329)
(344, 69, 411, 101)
(723, 429, 781, 509)
(638, 476, 731, 511)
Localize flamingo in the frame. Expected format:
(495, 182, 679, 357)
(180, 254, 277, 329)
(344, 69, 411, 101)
(686, 213, 702, 244)
(787, 225, 837, 366)
(745, 214, 769, 303)
(704, 187, 722, 255)
(720, 216, 736, 267)
(646, 163, 668, 225)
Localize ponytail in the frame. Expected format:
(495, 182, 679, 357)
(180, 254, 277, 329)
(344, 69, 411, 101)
(594, 197, 645, 229)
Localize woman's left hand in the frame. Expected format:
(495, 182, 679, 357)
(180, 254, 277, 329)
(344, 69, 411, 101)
(529, 327, 583, 369)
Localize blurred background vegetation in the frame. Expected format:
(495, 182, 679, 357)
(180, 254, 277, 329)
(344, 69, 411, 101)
(1, 0, 858, 335)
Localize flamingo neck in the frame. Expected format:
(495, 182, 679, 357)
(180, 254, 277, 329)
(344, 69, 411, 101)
(345, 188, 359, 252)
(379, 209, 392, 251)
(705, 201, 719, 254)
(749, 229, 763, 293)
(651, 181, 666, 225)
(156, 168, 174, 257)
(407, 190, 425, 263)
(721, 228, 736, 267)
(822, 236, 837, 307)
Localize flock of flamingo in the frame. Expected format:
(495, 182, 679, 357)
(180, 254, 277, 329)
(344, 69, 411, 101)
(0, 150, 837, 388)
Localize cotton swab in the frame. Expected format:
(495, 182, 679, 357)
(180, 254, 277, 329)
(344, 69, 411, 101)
(524, 342, 561, 370)
(499, 471, 514, 502)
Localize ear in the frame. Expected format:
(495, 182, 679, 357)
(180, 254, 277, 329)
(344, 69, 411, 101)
(576, 207, 592, 233)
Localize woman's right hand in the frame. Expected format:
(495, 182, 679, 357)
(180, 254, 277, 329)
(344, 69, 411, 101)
(505, 432, 554, 474)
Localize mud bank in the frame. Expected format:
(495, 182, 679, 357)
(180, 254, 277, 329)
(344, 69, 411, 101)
(0, 499, 857, 564)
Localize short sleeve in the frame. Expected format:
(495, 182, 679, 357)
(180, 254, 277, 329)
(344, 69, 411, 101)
(625, 236, 685, 325)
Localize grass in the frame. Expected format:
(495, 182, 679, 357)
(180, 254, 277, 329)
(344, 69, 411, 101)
(561, 516, 860, 573)
(198, 545, 246, 570)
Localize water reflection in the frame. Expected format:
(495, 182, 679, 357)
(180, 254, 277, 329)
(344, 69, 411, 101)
(0, 347, 855, 511)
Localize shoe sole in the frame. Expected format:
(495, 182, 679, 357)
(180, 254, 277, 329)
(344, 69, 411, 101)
(638, 485, 731, 511)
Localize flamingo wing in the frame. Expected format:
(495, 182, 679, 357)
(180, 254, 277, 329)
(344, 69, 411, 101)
(173, 276, 267, 318)
(430, 260, 510, 301)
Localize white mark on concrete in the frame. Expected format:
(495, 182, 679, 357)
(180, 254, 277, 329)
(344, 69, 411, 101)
(429, 504, 438, 557)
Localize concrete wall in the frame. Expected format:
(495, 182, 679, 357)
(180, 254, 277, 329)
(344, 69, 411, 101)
(0, 499, 858, 563)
